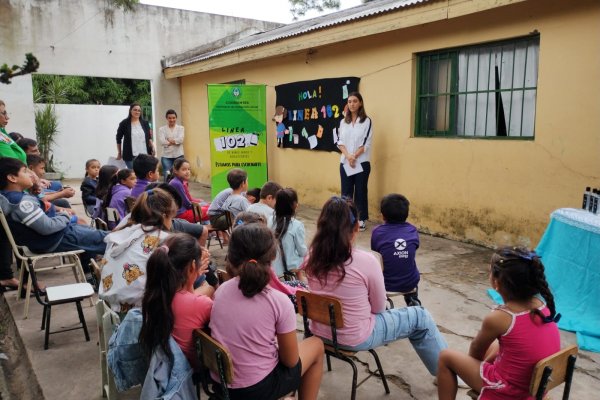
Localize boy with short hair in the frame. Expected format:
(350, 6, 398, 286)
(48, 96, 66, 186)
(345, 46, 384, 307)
(16, 138, 40, 155)
(247, 181, 283, 220)
(207, 168, 249, 228)
(131, 154, 160, 198)
(370, 193, 422, 306)
(221, 168, 250, 220)
(0, 157, 107, 269)
(26, 154, 74, 207)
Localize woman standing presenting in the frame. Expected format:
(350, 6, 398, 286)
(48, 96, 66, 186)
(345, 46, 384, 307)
(337, 92, 372, 232)
(116, 103, 154, 169)
(157, 109, 184, 181)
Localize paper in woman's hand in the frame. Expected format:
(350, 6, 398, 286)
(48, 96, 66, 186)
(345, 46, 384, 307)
(343, 160, 363, 176)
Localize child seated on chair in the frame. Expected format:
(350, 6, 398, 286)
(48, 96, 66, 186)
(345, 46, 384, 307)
(436, 247, 561, 400)
(207, 168, 250, 228)
(0, 157, 107, 270)
(92, 165, 118, 220)
(80, 159, 100, 216)
(168, 158, 210, 223)
(371, 193, 422, 306)
(247, 181, 282, 220)
(210, 222, 324, 400)
(130, 154, 160, 198)
(140, 233, 213, 370)
(26, 154, 74, 209)
(105, 168, 136, 226)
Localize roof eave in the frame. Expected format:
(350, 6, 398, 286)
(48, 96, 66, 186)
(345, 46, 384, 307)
(164, 0, 527, 79)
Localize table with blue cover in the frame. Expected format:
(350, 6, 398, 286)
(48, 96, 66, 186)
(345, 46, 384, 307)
(536, 208, 600, 352)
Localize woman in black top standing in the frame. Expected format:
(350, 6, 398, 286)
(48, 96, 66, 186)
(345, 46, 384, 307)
(116, 103, 154, 168)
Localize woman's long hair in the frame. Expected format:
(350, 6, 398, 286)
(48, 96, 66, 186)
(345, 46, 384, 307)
(226, 223, 277, 297)
(304, 197, 358, 286)
(343, 91, 368, 124)
(139, 233, 201, 359)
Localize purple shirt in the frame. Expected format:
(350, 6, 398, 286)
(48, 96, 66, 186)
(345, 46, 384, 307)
(108, 184, 131, 220)
(209, 278, 296, 388)
(131, 178, 151, 198)
(306, 248, 386, 347)
(371, 222, 420, 292)
(168, 176, 192, 214)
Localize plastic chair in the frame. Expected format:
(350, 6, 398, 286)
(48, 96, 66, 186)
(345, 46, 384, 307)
(296, 290, 390, 400)
(105, 207, 121, 225)
(0, 206, 88, 319)
(206, 211, 232, 250)
(194, 328, 234, 400)
(96, 299, 121, 399)
(467, 344, 578, 400)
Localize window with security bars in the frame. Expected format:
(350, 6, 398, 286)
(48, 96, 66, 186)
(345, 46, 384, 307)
(415, 35, 540, 138)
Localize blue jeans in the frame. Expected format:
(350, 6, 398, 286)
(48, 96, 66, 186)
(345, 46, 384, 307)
(343, 307, 447, 375)
(161, 156, 183, 182)
(55, 224, 108, 271)
(124, 160, 133, 169)
(340, 161, 371, 221)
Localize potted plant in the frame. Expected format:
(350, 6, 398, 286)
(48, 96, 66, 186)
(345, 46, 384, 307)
(33, 76, 71, 177)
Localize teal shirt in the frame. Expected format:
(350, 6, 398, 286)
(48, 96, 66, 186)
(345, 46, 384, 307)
(0, 127, 27, 163)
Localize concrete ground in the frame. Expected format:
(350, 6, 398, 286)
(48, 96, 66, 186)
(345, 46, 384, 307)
(1, 179, 599, 399)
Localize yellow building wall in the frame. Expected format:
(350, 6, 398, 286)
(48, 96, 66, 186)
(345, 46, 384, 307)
(178, 0, 600, 247)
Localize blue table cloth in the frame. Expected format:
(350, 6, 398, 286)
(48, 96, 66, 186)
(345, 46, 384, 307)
(536, 208, 600, 352)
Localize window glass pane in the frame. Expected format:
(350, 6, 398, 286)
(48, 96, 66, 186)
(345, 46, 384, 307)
(417, 35, 539, 138)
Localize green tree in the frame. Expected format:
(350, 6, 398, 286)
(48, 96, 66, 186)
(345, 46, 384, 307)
(0, 54, 40, 84)
(289, 0, 340, 19)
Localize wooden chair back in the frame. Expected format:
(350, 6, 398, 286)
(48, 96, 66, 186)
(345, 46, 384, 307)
(191, 202, 203, 223)
(530, 345, 578, 397)
(216, 269, 231, 285)
(194, 328, 234, 384)
(296, 290, 344, 329)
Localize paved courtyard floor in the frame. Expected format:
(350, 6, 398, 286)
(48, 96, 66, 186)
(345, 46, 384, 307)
(1, 180, 598, 399)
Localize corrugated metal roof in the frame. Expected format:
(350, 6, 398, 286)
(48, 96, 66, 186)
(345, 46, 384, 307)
(164, 0, 429, 68)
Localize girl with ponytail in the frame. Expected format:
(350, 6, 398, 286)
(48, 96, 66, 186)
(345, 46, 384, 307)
(140, 233, 212, 370)
(437, 246, 561, 400)
(209, 223, 324, 400)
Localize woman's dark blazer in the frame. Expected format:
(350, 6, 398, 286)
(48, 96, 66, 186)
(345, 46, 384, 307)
(116, 118, 153, 161)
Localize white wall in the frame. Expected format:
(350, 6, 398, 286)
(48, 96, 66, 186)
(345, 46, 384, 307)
(0, 0, 280, 173)
(38, 104, 129, 178)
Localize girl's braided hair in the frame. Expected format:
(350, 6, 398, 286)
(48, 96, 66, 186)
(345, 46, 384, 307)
(491, 246, 560, 324)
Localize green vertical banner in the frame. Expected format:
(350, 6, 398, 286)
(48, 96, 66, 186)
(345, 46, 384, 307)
(207, 84, 268, 198)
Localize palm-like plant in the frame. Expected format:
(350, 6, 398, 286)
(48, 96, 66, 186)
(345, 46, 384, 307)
(33, 76, 72, 172)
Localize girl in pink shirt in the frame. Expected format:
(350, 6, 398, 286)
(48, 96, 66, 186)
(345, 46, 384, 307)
(437, 247, 561, 400)
(210, 223, 324, 400)
(139, 233, 213, 370)
(303, 197, 447, 377)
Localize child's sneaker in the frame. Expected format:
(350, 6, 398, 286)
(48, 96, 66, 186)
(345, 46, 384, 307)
(359, 220, 366, 232)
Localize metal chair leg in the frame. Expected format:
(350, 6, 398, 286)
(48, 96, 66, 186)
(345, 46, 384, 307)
(41, 305, 47, 330)
(326, 353, 332, 371)
(76, 301, 90, 341)
(348, 357, 358, 400)
(368, 349, 390, 394)
(44, 305, 51, 350)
